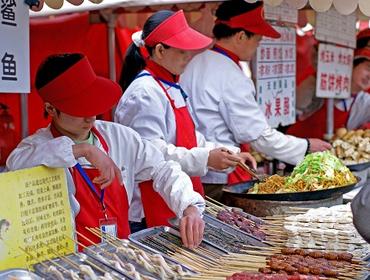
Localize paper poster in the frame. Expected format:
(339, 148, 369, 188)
(255, 25, 296, 128)
(315, 7, 356, 48)
(264, 1, 298, 24)
(316, 43, 353, 99)
(0, 0, 30, 93)
(0, 166, 74, 270)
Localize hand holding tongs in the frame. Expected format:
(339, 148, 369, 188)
(237, 161, 268, 182)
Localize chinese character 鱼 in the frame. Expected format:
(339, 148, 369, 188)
(1, 52, 17, 81)
(1, 0, 16, 26)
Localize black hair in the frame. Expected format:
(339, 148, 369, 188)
(357, 37, 370, 49)
(35, 53, 83, 90)
(119, 10, 174, 91)
(213, 0, 262, 40)
(353, 57, 368, 68)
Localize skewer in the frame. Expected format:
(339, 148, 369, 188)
(40, 241, 80, 270)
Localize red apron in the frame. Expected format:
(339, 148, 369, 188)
(211, 45, 252, 185)
(287, 99, 352, 139)
(138, 69, 204, 227)
(51, 125, 130, 250)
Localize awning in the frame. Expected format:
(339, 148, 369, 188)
(30, 0, 370, 17)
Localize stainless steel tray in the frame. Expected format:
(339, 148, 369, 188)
(0, 269, 43, 280)
(129, 226, 228, 261)
(85, 241, 195, 279)
(33, 252, 126, 280)
(203, 213, 268, 248)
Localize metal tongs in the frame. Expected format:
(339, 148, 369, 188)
(237, 161, 269, 182)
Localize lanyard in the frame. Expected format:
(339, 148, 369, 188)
(135, 72, 188, 100)
(74, 162, 108, 219)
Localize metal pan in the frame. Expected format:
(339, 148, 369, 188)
(0, 269, 43, 280)
(223, 177, 361, 201)
(347, 161, 370, 172)
(33, 252, 126, 280)
(129, 226, 228, 258)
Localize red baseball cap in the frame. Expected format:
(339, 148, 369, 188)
(354, 48, 370, 60)
(38, 55, 121, 117)
(357, 28, 370, 40)
(144, 10, 213, 50)
(215, 5, 280, 39)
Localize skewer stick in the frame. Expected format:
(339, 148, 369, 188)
(40, 241, 80, 270)
(63, 233, 97, 256)
(17, 246, 51, 271)
(76, 230, 98, 247)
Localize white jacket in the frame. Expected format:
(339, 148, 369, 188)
(115, 70, 239, 187)
(345, 91, 370, 130)
(180, 50, 307, 184)
(6, 120, 205, 220)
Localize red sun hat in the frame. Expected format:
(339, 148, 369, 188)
(144, 10, 213, 50)
(354, 48, 370, 60)
(215, 5, 280, 39)
(37, 55, 121, 117)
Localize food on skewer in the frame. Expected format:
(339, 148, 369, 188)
(79, 264, 98, 280)
(227, 272, 321, 280)
(69, 269, 82, 280)
(248, 151, 356, 194)
(47, 265, 64, 280)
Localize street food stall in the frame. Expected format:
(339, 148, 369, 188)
(0, 0, 370, 279)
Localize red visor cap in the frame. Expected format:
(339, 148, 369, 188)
(144, 10, 213, 50)
(354, 48, 370, 60)
(357, 28, 370, 40)
(38, 56, 121, 117)
(216, 6, 280, 39)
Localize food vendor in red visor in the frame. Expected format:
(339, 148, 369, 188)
(287, 47, 370, 139)
(115, 9, 257, 223)
(6, 53, 206, 249)
(180, 0, 331, 197)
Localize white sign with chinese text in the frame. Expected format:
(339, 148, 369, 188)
(315, 7, 356, 48)
(0, 0, 30, 93)
(316, 44, 353, 99)
(255, 25, 296, 128)
(264, 1, 298, 24)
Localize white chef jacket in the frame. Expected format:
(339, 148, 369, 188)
(115, 70, 239, 190)
(351, 185, 370, 243)
(6, 120, 205, 221)
(180, 50, 308, 184)
(341, 91, 370, 130)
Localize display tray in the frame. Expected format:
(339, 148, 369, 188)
(169, 213, 267, 251)
(0, 269, 43, 280)
(129, 226, 228, 261)
(85, 241, 197, 279)
(347, 161, 370, 172)
(223, 177, 361, 201)
(33, 251, 126, 280)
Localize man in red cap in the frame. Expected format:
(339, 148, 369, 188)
(180, 0, 331, 196)
(6, 53, 205, 249)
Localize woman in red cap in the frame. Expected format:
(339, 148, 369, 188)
(287, 47, 370, 138)
(180, 0, 331, 197)
(6, 53, 206, 249)
(115, 10, 257, 228)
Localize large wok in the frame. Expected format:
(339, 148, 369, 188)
(223, 177, 362, 201)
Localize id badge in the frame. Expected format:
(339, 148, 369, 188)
(99, 217, 117, 240)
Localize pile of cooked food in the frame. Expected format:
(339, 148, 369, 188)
(331, 128, 370, 165)
(248, 151, 357, 194)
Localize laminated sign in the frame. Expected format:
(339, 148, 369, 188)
(0, 0, 30, 93)
(255, 25, 296, 128)
(316, 43, 353, 99)
(0, 166, 74, 270)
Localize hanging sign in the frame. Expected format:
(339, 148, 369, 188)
(255, 25, 296, 128)
(0, 166, 74, 270)
(0, 0, 30, 93)
(315, 7, 356, 48)
(316, 43, 353, 99)
(264, 1, 298, 24)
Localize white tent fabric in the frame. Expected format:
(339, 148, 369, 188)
(30, 0, 370, 17)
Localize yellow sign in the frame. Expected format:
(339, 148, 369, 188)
(0, 166, 74, 270)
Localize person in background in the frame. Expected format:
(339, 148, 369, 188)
(351, 185, 370, 243)
(180, 0, 331, 196)
(6, 53, 205, 249)
(287, 47, 370, 138)
(115, 10, 256, 224)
